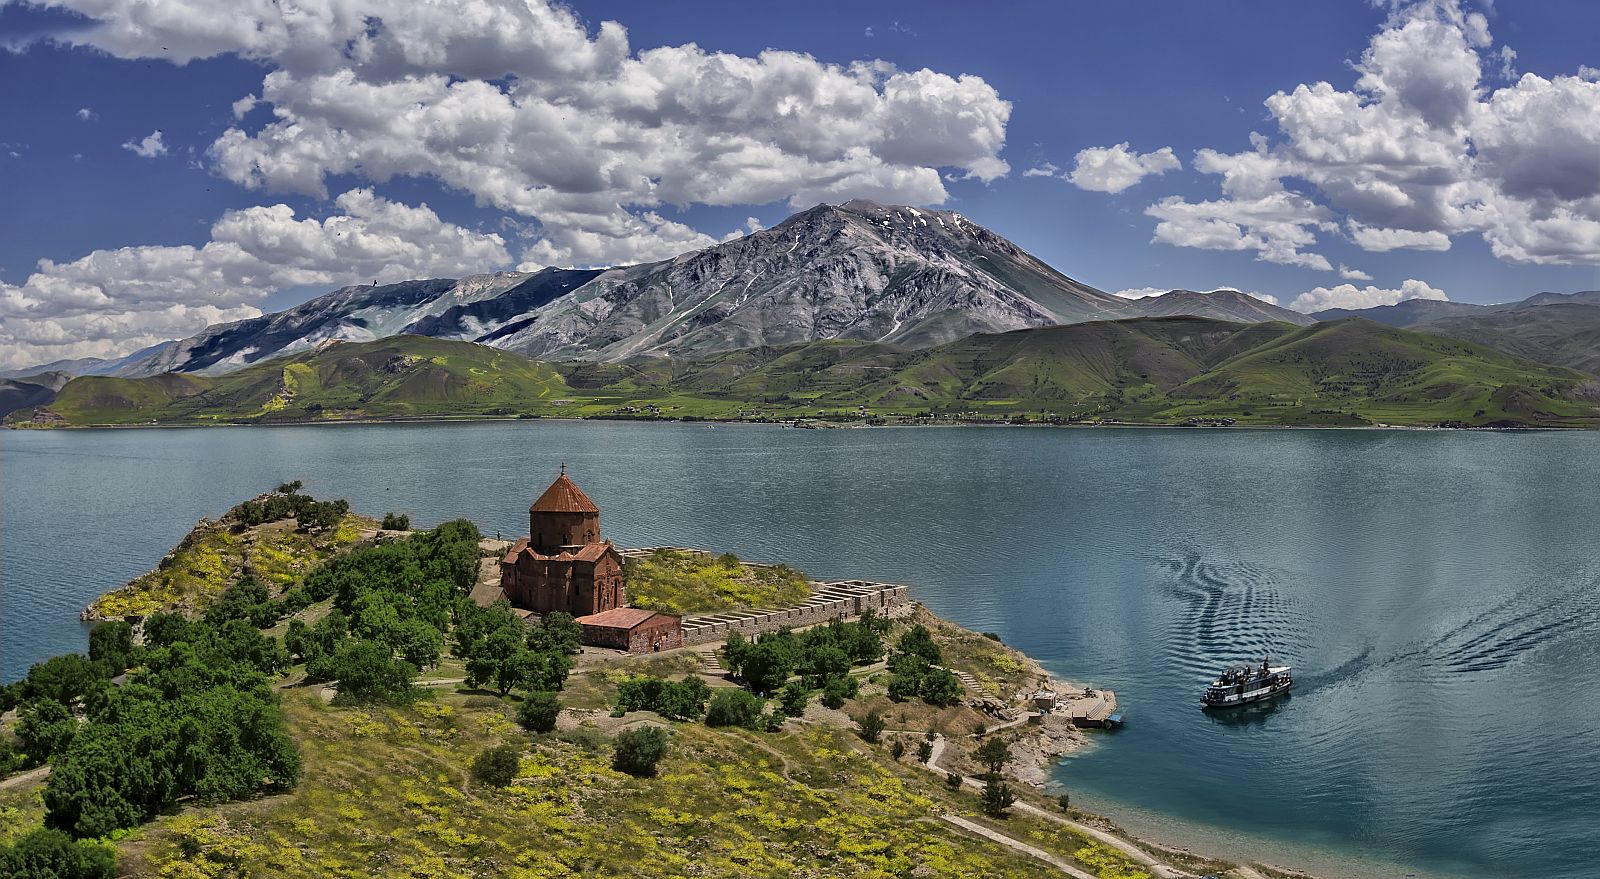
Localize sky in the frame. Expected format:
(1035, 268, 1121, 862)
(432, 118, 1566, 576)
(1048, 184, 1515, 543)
(1, 0, 1598, 369)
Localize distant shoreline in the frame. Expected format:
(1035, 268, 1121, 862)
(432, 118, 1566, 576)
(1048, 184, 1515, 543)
(6, 412, 1556, 433)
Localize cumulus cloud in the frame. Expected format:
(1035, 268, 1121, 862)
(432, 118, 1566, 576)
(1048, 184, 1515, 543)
(121, 130, 166, 158)
(75, 107, 94, 121)
(25, 0, 1012, 267)
(1288, 278, 1448, 313)
(1113, 286, 1279, 306)
(1126, 0, 1600, 269)
(1067, 143, 1181, 193)
(1339, 264, 1374, 281)
(1113, 287, 1167, 300)
(0, 190, 511, 369)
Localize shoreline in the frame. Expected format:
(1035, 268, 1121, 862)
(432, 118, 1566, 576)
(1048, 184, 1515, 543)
(5, 411, 1561, 433)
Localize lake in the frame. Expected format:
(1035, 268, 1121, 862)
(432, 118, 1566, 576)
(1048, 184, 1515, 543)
(3, 422, 1597, 877)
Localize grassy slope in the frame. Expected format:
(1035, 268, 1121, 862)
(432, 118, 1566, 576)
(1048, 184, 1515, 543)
(17, 319, 1599, 427)
(89, 513, 369, 618)
(1417, 302, 1600, 377)
(622, 550, 812, 616)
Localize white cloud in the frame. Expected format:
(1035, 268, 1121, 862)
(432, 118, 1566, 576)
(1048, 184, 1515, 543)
(1067, 143, 1181, 193)
(1113, 286, 1279, 306)
(0, 190, 511, 369)
(1113, 287, 1167, 300)
(27, 0, 1013, 267)
(1023, 161, 1062, 178)
(1288, 278, 1448, 313)
(1338, 264, 1374, 281)
(121, 130, 166, 158)
(231, 94, 258, 119)
(1348, 221, 1451, 252)
(1125, 0, 1600, 269)
(75, 107, 94, 121)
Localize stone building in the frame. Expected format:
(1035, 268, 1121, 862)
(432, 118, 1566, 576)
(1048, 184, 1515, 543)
(576, 607, 684, 653)
(500, 467, 626, 618)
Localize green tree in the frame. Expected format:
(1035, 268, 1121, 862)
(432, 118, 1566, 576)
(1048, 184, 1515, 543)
(0, 828, 115, 879)
(895, 624, 942, 666)
(381, 512, 411, 531)
(917, 740, 934, 763)
(1057, 792, 1071, 812)
(778, 680, 810, 717)
(16, 699, 77, 764)
(393, 618, 444, 670)
(87, 622, 137, 674)
(739, 640, 795, 695)
(820, 675, 857, 709)
(800, 644, 851, 685)
(981, 773, 1016, 818)
(856, 711, 885, 743)
(517, 692, 561, 734)
(472, 744, 521, 788)
(283, 619, 313, 663)
(890, 740, 905, 760)
(919, 668, 963, 707)
(973, 737, 1013, 775)
(720, 631, 751, 678)
(330, 639, 416, 704)
(22, 654, 106, 707)
(528, 612, 582, 655)
(705, 689, 765, 729)
(612, 726, 670, 777)
(946, 771, 963, 789)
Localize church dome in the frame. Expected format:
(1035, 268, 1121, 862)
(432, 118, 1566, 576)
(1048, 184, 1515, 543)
(530, 470, 600, 514)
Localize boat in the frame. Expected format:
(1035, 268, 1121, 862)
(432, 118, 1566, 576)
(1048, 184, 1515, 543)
(1201, 658, 1292, 709)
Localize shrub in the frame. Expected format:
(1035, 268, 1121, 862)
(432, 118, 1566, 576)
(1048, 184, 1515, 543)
(778, 680, 810, 716)
(890, 740, 905, 760)
(1057, 792, 1071, 812)
(472, 744, 521, 788)
(917, 740, 934, 763)
(856, 711, 885, 743)
(380, 512, 411, 531)
(705, 689, 765, 729)
(946, 771, 963, 789)
(613, 676, 711, 721)
(517, 691, 561, 734)
(0, 828, 115, 879)
(613, 726, 669, 777)
(17, 699, 77, 764)
(819, 674, 858, 709)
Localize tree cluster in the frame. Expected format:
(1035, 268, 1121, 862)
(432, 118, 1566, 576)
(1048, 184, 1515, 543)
(453, 603, 577, 698)
(233, 487, 350, 531)
(7, 605, 301, 843)
(721, 612, 885, 709)
(885, 624, 962, 707)
(612, 675, 711, 721)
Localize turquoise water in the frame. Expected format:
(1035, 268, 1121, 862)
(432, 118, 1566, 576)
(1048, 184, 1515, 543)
(3, 422, 1597, 877)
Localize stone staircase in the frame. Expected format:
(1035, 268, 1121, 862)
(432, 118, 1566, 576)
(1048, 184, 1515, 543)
(699, 649, 725, 675)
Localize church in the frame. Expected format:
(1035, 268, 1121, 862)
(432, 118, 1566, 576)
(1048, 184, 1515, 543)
(500, 466, 626, 616)
(499, 468, 684, 653)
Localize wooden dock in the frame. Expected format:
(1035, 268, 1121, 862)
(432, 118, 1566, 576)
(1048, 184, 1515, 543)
(1060, 689, 1120, 728)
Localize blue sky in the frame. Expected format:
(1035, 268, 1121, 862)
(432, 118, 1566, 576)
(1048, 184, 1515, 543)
(1, 0, 1598, 368)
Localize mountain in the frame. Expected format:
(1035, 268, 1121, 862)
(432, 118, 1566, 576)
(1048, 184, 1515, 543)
(456, 200, 1131, 360)
(0, 371, 71, 420)
(20, 318, 1596, 428)
(1411, 301, 1600, 377)
(1311, 298, 1487, 327)
(1126, 289, 1317, 326)
(63, 202, 1154, 379)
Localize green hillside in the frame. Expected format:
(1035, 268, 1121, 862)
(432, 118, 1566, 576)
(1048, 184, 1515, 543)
(12, 319, 1599, 428)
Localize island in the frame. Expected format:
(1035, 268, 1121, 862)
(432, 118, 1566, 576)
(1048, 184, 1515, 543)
(1, 470, 1301, 879)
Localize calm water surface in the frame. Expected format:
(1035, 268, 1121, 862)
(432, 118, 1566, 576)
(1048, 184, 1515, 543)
(3, 423, 1597, 878)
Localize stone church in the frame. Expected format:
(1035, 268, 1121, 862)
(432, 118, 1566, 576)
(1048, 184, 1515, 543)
(500, 467, 626, 617)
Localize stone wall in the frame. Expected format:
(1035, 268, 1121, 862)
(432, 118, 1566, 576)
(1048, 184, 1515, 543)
(678, 580, 910, 646)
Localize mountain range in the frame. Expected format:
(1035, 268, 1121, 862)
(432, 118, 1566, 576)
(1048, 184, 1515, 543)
(7, 201, 1600, 428)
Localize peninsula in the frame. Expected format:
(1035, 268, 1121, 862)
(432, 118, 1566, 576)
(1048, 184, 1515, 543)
(2, 472, 1306, 879)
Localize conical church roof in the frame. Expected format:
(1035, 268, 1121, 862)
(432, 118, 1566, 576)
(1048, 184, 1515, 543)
(530, 470, 599, 514)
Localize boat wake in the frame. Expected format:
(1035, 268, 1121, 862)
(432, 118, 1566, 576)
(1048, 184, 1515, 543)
(1157, 551, 1309, 681)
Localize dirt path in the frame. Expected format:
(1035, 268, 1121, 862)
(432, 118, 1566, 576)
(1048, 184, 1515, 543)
(924, 735, 1195, 879)
(0, 765, 49, 791)
(940, 813, 1099, 879)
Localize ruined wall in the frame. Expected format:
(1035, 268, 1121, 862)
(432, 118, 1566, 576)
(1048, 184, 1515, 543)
(679, 582, 909, 646)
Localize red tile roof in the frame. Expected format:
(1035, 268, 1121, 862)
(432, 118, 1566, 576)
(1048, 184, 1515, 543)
(575, 607, 677, 630)
(530, 472, 599, 514)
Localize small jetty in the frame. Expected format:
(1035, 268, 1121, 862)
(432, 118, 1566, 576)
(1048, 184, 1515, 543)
(1030, 687, 1122, 728)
